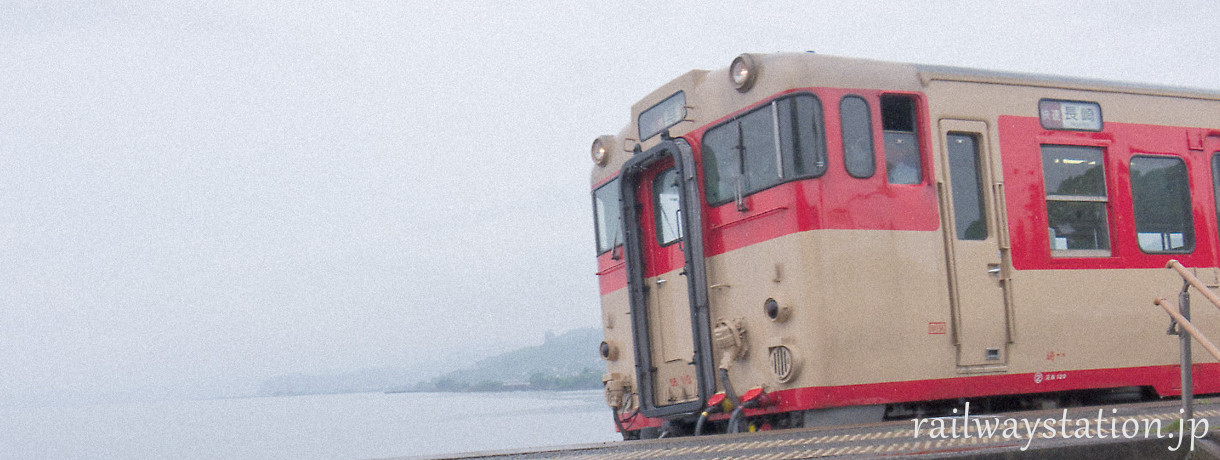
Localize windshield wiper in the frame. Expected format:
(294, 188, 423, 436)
(733, 121, 749, 212)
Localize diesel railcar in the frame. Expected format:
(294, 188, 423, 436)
(589, 53, 1220, 438)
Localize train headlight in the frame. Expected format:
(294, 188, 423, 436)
(599, 340, 619, 361)
(764, 298, 790, 322)
(729, 54, 759, 93)
(591, 135, 613, 166)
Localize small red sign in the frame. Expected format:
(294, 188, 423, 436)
(928, 322, 947, 335)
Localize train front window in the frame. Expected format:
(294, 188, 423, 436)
(739, 103, 781, 193)
(881, 95, 922, 184)
(1130, 156, 1193, 253)
(702, 93, 825, 206)
(702, 101, 778, 204)
(593, 178, 622, 254)
(654, 168, 683, 246)
(1041, 145, 1110, 256)
(778, 96, 828, 178)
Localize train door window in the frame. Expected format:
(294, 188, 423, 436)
(1041, 145, 1110, 256)
(881, 95, 922, 184)
(947, 133, 987, 240)
(593, 178, 622, 254)
(840, 95, 875, 178)
(1130, 156, 1193, 253)
(702, 93, 826, 206)
(653, 168, 683, 246)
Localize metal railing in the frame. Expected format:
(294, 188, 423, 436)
(1155, 260, 1220, 421)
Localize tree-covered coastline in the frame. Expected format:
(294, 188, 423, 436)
(259, 328, 605, 396)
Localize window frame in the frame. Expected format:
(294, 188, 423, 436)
(778, 94, 829, 180)
(946, 132, 988, 241)
(592, 177, 623, 255)
(1213, 153, 1220, 251)
(880, 94, 923, 185)
(700, 92, 827, 207)
(652, 168, 684, 247)
(840, 95, 875, 179)
(1041, 144, 1111, 257)
(1129, 154, 1194, 254)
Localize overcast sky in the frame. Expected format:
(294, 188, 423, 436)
(3, 1, 1219, 405)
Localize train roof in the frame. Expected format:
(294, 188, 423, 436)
(591, 52, 1220, 185)
(913, 62, 1220, 100)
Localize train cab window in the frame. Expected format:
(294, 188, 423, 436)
(702, 93, 826, 206)
(1041, 145, 1110, 256)
(840, 96, 875, 178)
(1130, 156, 1193, 253)
(593, 178, 622, 254)
(947, 134, 987, 240)
(653, 168, 683, 246)
(778, 96, 828, 178)
(703, 99, 777, 204)
(881, 95, 922, 184)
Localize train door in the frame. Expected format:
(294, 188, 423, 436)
(620, 140, 715, 418)
(937, 120, 1012, 369)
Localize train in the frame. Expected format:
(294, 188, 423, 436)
(589, 52, 1220, 439)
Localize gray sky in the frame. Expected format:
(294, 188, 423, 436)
(3, 1, 1219, 404)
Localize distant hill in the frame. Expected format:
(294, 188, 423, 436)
(258, 327, 606, 396)
(398, 327, 607, 392)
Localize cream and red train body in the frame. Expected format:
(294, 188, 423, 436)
(589, 53, 1220, 437)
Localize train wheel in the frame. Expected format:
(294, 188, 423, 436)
(638, 426, 662, 439)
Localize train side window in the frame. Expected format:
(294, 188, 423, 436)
(1130, 156, 1193, 253)
(1041, 145, 1110, 256)
(593, 178, 622, 254)
(653, 168, 684, 246)
(840, 95, 874, 178)
(947, 133, 987, 240)
(881, 95, 922, 184)
(1213, 154, 1220, 247)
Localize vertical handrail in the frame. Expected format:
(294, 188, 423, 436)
(1178, 283, 1193, 423)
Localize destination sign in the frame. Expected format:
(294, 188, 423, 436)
(1039, 99, 1103, 131)
(638, 91, 686, 141)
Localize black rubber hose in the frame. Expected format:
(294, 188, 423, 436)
(612, 408, 629, 440)
(728, 405, 745, 433)
(694, 410, 710, 436)
(719, 368, 740, 408)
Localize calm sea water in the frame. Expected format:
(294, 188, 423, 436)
(0, 390, 621, 459)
